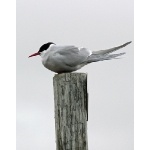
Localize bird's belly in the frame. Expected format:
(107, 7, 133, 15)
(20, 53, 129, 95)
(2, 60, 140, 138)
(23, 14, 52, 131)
(42, 59, 79, 73)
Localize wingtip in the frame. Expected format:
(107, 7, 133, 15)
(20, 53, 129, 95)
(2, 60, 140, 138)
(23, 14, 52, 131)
(122, 41, 132, 47)
(126, 41, 132, 45)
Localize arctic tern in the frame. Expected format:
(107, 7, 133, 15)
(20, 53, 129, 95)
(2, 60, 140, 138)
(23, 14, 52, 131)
(29, 41, 131, 73)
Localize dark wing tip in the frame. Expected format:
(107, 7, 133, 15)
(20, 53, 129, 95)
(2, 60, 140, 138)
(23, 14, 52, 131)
(126, 41, 132, 45)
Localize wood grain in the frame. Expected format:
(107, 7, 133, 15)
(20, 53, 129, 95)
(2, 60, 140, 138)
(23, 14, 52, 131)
(53, 73, 88, 150)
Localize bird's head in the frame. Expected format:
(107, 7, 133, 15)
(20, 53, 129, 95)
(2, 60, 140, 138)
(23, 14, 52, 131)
(28, 42, 55, 58)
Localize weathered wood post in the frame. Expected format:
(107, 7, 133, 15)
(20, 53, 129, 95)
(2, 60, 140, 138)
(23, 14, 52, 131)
(53, 73, 88, 150)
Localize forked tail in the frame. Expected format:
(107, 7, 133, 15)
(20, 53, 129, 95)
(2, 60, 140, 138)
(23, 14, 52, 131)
(86, 41, 132, 63)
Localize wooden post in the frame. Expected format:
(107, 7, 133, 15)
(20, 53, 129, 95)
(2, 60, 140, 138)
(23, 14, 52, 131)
(53, 73, 88, 150)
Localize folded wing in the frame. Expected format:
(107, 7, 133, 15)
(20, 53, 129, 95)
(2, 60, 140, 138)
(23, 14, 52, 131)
(52, 45, 91, 67)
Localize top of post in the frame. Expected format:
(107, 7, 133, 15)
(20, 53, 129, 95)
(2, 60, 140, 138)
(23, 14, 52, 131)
(53, 72, 87, 80)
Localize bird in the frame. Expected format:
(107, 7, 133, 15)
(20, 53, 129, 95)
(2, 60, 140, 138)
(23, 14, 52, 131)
(29, 41, 132, 73)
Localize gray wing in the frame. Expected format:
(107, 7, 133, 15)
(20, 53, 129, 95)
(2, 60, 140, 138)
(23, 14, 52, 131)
(92, 41, 132, 55)
(86, 41, 132, 63)
(52, 45, 91, 66)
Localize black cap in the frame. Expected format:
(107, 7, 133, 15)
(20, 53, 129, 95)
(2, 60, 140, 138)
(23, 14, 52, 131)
(38, 42, 55, 53)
